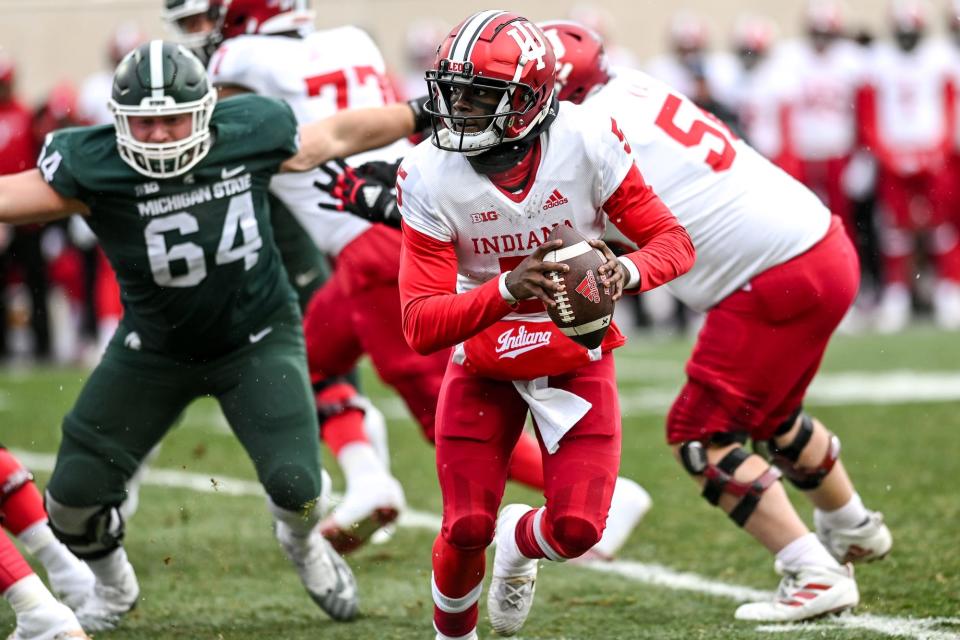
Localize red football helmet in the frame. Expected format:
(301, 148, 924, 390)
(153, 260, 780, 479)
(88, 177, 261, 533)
(890, 0, 927, 33)
(733, 15, 776, 54)
(805, 0, 844, 36)
(539, 20, 610, 105)
(425, 10, 557, 154)
(217, 0, 314, 42)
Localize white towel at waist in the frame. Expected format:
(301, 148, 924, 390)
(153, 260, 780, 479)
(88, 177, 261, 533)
(512, 377, 592, 454)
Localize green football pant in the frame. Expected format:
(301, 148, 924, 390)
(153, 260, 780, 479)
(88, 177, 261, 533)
(47, 304, 322, 514)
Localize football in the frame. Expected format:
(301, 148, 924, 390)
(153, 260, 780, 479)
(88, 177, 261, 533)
(543, 225, 615, 349)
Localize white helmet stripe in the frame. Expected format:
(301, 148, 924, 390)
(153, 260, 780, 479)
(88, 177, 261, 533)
(149, 39, 165, 99)
(449, 9, 505, 62)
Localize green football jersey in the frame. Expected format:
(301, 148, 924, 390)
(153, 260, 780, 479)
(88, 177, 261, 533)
(38, 94, 300, 359)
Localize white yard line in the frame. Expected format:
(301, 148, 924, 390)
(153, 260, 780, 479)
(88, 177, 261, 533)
(12, 449, 958, 639)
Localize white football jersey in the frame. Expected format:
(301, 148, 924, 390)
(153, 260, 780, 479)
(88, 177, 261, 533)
(775, 39, 864, 161)
(399, 102, 634, 324)
(208, 27, 411, 255)
(733, 54, 793, 159)
(863, 39, 954, 152)
(587, 68, 831, 311)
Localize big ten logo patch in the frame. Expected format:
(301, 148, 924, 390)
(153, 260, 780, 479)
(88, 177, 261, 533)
(471, 210, 499, 224)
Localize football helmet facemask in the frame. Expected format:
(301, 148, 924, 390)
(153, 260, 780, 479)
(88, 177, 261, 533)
(162, 0, 226, 63)
(425, 10, 556, 155)
(109, 40, 217, 179)
(539, 20, 610, 105)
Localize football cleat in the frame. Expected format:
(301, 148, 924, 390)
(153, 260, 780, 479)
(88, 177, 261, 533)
(8, 601, 89, 640)
(319, 473, 404, 554)
(933, 280, 960, 330)
(276, 522, 359, 621)
(487, 504, 539, 637)
(45, 559, 95, 611)
(579, 477, 652, 561)
(734, 562, 858, 622)
(74, 558, 139, 632)
(815, 510, 893, 564)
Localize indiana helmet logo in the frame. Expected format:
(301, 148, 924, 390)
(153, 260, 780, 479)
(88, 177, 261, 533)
(576, 270, 601, 304)
(506, 21, 548, 71)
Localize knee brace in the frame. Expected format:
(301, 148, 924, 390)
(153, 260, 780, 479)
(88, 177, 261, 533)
(45, 492, 125, 560)
(313, 377, 366, 425)
(548, 515, 602, 559)
(680, 442, 782, 527)
(445, 514, 496, 551)
(765, 413, 840, 490)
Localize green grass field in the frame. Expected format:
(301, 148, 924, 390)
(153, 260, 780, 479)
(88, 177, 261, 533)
(1, 326, 959, 639)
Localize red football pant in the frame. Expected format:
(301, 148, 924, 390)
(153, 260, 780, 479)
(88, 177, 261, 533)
(304, 226, 448, 442)
(0, 448, 47, 536)
(667, 217, 859, 443)
(303, 227, 545, 489)
(0, 533, 33, 594)
(876, 169, 960, 285)
(431, 355, 621, 637)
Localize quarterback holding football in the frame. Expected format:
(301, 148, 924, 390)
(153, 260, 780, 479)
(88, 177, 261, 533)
(395, 11, 694, 639)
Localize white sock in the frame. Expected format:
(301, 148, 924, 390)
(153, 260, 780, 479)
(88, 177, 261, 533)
(777, 532, 841, 570)
(16, 521, 56, 556)
(815, 493, 868, 531)
(18, 522, 81, 576)
(267, 498, 318, 538)
(3, 575, 56, 616)
(493, 511, 536, 577)
(338, 442, 387, 489)
(86, 547, 131, 585)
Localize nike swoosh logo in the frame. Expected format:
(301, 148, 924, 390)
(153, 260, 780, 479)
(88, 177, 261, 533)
(221, 165, 246, 180)
(294, 267, 321, 288)
(249, 326, 273, 343)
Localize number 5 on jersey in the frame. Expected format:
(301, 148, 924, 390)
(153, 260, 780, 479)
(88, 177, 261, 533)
(655, 93, 737, 172)
(145, 191, 263, 287)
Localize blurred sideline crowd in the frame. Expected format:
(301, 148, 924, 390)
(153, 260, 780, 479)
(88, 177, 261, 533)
(3, 0, 960, 365)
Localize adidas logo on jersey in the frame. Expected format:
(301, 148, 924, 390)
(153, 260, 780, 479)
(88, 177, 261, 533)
(542, 189, 569, 210)
(496, 326, 552, 359)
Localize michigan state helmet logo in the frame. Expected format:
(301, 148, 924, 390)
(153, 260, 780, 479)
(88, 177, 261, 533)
(109, 40, 216, 179)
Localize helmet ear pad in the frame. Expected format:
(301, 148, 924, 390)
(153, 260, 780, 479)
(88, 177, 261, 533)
(108, 40, 217, 179)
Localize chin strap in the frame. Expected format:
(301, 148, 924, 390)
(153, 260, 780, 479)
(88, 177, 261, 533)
(467, 96, 559, 176)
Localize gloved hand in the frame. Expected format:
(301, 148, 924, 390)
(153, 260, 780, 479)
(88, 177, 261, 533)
(315, 159, 402, 228)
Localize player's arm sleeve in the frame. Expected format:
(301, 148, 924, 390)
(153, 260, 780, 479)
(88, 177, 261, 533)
(399, 222, 515, 354)
(603, 164, 695, 292)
